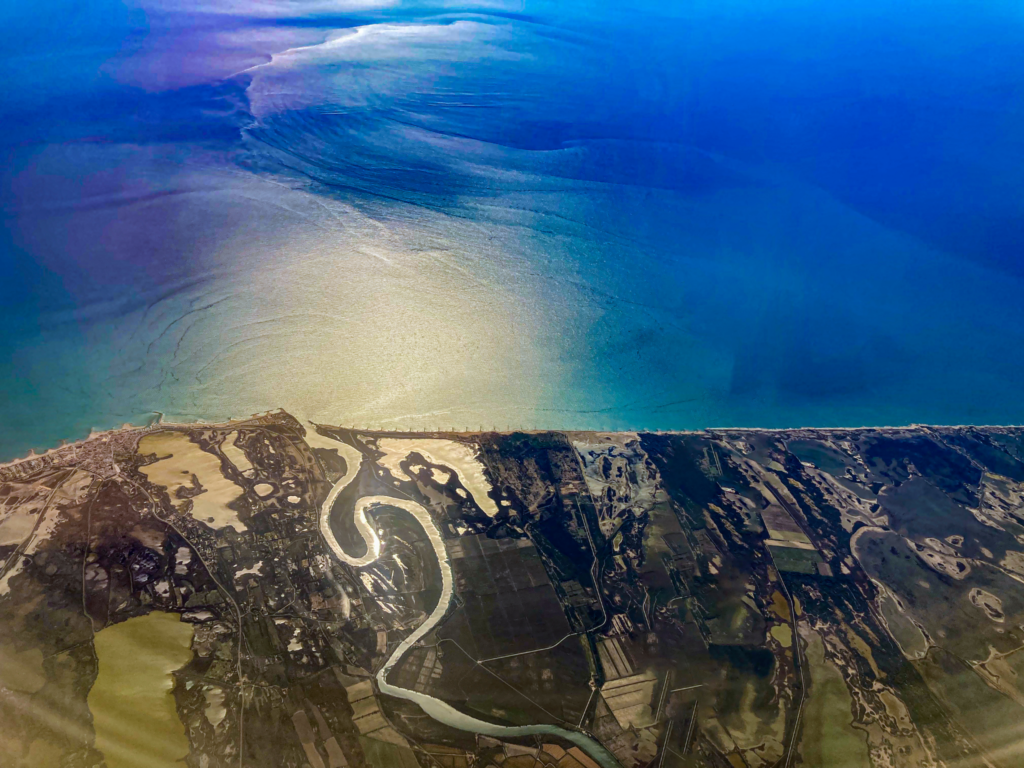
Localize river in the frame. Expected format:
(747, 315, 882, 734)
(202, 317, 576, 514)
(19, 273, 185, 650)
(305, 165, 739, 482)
(316, 438, 621, 768)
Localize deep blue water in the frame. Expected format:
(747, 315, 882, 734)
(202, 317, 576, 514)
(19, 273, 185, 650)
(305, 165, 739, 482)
(2, 0, 1023, 459)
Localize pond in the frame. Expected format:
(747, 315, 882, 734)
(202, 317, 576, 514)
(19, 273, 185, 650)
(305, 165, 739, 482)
(89, 611, 194, 768)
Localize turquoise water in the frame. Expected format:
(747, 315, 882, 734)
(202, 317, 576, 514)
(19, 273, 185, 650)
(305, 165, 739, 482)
(2, 1, 1024, 460)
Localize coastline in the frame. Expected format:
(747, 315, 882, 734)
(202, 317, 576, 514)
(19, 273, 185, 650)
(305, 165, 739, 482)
(3, 401, 1023, 766)
(0, 409, 297, 479)
(4, 407, 1021, 477)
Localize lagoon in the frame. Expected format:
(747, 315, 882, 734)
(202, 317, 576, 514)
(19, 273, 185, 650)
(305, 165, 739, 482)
(88, 611, 194, 768)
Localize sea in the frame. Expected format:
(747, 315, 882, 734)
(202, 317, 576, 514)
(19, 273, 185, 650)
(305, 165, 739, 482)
(2, 0, 1023, 461)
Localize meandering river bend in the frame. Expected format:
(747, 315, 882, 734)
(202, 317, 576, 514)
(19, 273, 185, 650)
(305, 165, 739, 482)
(317, 440, 620, 768)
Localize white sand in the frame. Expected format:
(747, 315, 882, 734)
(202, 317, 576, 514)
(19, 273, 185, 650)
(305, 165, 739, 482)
(376, 438, 497, 517)
(221, 431, 254, 475)
(138, 432, 247, 531)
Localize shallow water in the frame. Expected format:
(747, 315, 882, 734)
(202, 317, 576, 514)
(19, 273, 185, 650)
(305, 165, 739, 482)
(88, 611, 194, 768)
(2, 1, 1024, 460)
